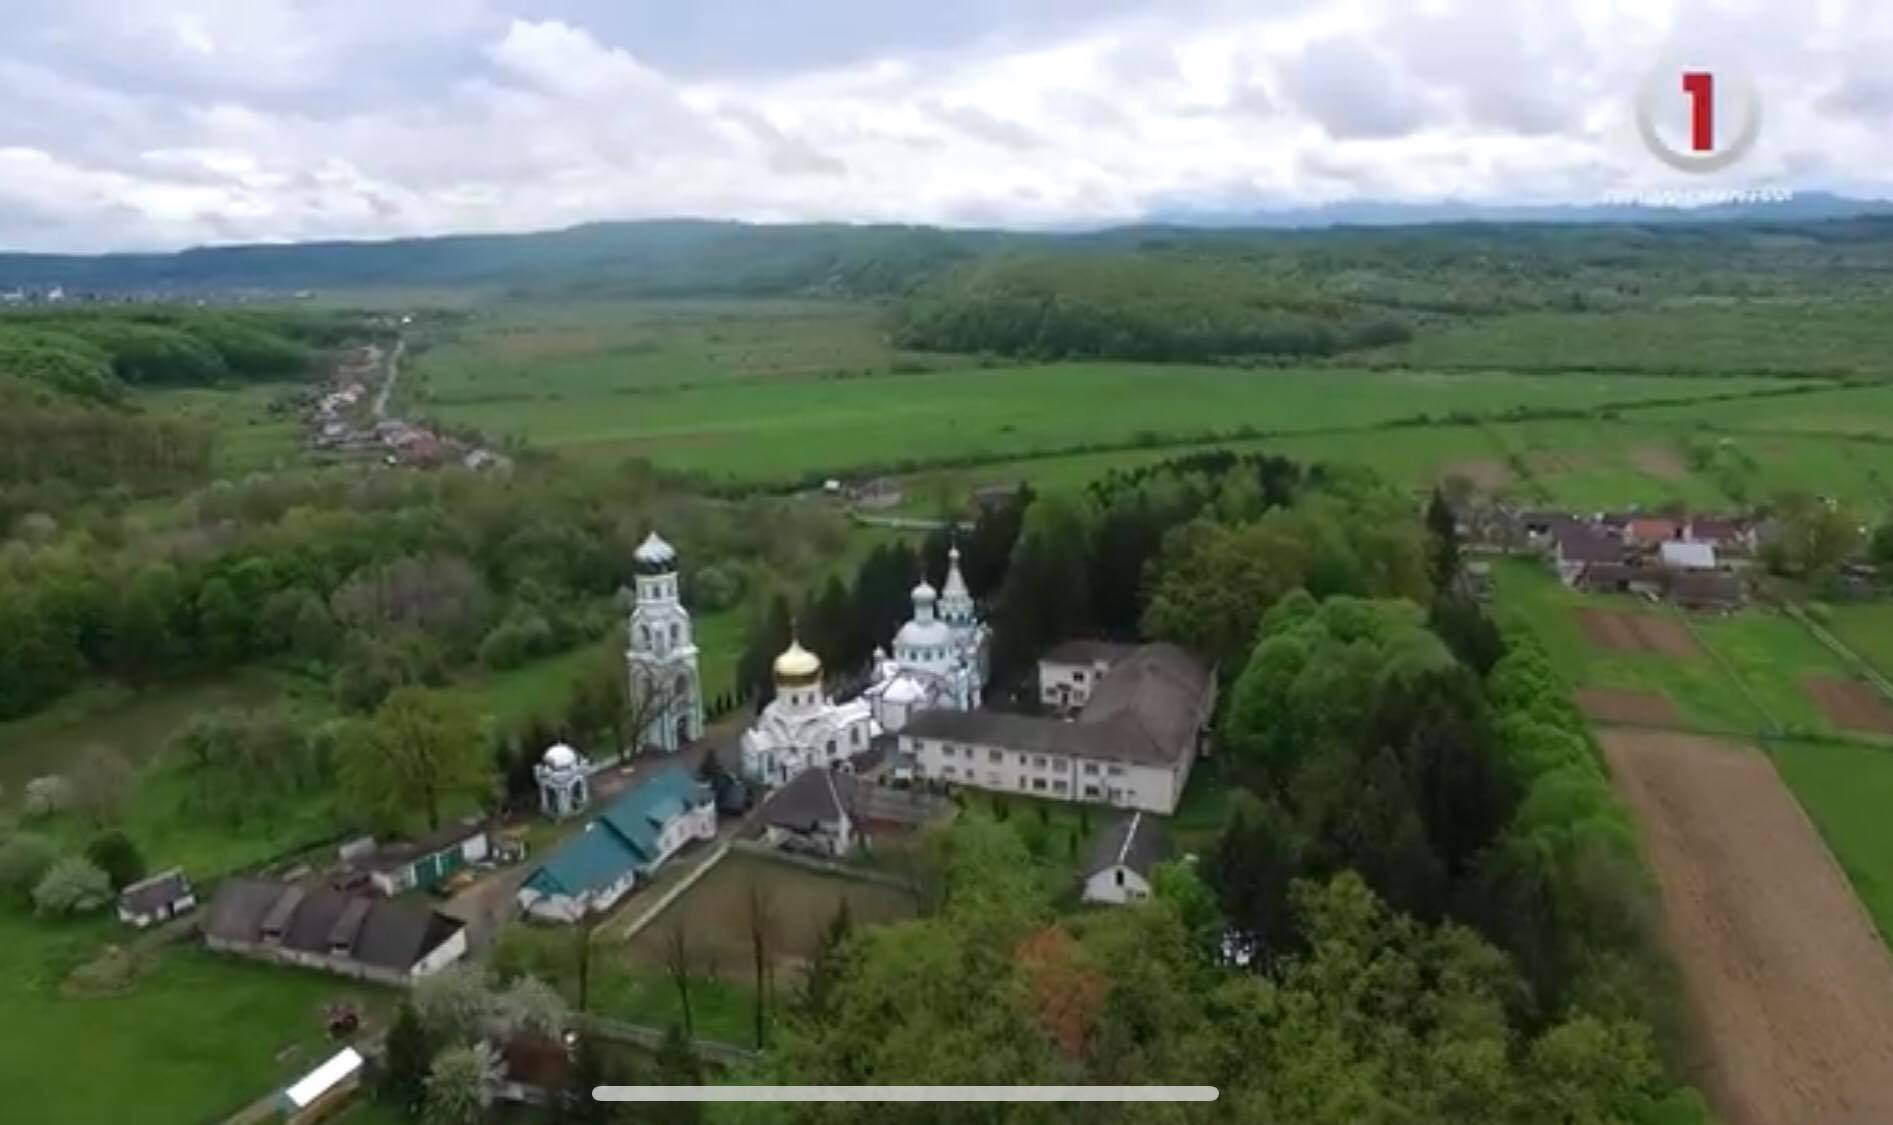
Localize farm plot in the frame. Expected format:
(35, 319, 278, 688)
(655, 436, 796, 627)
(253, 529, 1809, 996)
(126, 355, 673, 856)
(1598, 730, 1893, 1125)
(1575, 607, 1700, 658)
(1575, 688, 1679, 726)
(625, 851, 916, 982)
(1804, 678, 1893, 737)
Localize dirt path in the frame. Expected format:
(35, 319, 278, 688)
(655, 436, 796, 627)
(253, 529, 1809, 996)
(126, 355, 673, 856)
(1598, 730, 1893, 1125)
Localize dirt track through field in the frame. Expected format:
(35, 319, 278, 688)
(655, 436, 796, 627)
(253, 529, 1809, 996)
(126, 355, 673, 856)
(1805, 677, 1893, 736)
(1576, 687, 1679, 726)
(1577, 606, 1701, 658)
(1598, 730, 1893, 1125)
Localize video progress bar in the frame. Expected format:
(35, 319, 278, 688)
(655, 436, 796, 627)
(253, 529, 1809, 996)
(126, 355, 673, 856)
(594, 1085, 1220, 1103)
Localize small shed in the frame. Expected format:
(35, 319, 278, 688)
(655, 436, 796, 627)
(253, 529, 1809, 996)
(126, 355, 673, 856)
(366, 820, 491, 896)
(1081, 811, 1169, 906)
(279, 1047, 364, 1124)
(117, 868, 196, 929)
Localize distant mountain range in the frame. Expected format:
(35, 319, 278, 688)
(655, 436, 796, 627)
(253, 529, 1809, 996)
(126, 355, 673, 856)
(3, 193, 1890, 297)
(1139, 191, 1893, 229)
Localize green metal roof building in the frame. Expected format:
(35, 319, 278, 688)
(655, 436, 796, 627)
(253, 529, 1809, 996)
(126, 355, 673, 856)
(518, 765, 715, 922)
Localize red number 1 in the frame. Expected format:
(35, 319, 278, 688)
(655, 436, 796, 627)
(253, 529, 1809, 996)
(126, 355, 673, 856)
(1682, 72, 1715, 152)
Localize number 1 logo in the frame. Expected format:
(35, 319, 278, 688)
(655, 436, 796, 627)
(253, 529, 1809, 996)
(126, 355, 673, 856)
(1635, 65, 1760, 173)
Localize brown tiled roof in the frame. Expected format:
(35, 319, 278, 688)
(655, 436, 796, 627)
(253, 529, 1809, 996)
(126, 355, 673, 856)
(1554, 526, 1625, 564)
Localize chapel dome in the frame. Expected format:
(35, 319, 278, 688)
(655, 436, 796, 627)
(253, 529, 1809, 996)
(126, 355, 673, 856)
(542, 743, 580, 770)
(774, 639, 823, 682)
(911, 580, 938, 604)
(895, 617, 953, 650)
(634, 531, 677, 571)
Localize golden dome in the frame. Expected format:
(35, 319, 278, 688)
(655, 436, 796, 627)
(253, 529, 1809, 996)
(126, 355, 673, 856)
(773, 639, 822, 682)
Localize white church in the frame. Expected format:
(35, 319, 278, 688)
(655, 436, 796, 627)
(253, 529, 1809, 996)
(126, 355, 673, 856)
(741, 545, 989, 787)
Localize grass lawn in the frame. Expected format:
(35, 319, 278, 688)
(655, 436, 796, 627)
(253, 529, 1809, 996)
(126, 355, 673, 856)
(1769, 739, 1893, 946)
(0, 910, 389, 1125)
(426, 358, 1795, 486)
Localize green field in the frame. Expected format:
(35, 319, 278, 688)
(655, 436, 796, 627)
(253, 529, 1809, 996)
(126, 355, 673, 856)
(1492, 559, 1864, 739)
(1769, 740, 1893, 944)
(1825, 603, 1893, 682)
(425, 357, 1806, 484)
(0, 912, 385, 1125)
(138, 382, 307, 475)
(1378, 300, 1893, 377)
(406, 299, 911, 406)
(1633, 383, 1893, 440)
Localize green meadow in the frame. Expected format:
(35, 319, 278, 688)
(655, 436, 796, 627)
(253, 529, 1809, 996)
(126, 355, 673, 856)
(424, 358, 1802, 485)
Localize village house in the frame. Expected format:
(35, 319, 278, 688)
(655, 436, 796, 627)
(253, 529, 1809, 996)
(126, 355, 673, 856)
(357, 820, 492, 896)
(515, 765, 717, 923)
(117, 868, 196, 929)
(203, 879, 468, 985)
(759, 767, 856, 858)
(900, 643, 1216, 816)
(1550, 524, 1626, 588)
(1081, 811, 1169, 906)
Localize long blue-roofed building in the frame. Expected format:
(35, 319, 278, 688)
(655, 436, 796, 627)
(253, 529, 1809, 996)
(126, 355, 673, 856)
(515, 765, 717, 923)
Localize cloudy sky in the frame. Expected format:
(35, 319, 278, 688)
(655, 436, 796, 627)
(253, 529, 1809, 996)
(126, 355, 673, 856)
(2, 0, 1888, 251)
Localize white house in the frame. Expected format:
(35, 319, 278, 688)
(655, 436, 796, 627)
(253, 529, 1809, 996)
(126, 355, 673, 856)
(516, 766, 717, 923)
(1037, 640, 1135, 714)
(362, 820, 492, 896)
(900, 643, 1216, 815)
(1081, 811, 1169, 906)
(117, 868, 196, 929)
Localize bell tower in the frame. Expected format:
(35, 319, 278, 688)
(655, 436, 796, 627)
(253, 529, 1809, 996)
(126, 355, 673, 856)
(627, 531, 703, 753)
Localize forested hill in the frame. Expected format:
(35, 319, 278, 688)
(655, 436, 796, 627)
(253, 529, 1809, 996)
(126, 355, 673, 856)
(7, 210, 1893, 300)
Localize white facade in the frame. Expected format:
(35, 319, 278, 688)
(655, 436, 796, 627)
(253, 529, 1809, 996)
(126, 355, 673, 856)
(1660, 540, 1718, 570)
(410, 928, 471, 979)
(904, 735, 1190, 814)
(1083, 864, 1153, 905)
(1039, 657, 1116, 714)
(627, 532, 705, 754)
(740, 641, 878, 787)
(862, 547, 990, 733)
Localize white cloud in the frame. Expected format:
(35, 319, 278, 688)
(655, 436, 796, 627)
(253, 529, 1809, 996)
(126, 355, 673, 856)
(0, 0, 1890, 250)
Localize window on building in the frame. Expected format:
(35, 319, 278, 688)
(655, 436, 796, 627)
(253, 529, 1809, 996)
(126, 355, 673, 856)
(826, 740, 837, 756)
(638, 625, 650, 646)
(1031, 778, 1046, 792)
(1083, 763, 1099, 775)
(987, 772, 1001, 786)
(1056, 758, 1070, 772)
(1074, 671, 1086, 682)
(1084, 785, 1100, 798)
(1115, 870, 1124, 887)
(852, 727, 863, 746)
(1053, 780, 1067, 793)
(989, 749, 1003, 763)
(1033, 755, 1046, 769)
(1108, 765, 1125, 776)
(943, 766, 956, 778)
(670, 624, 679, 645)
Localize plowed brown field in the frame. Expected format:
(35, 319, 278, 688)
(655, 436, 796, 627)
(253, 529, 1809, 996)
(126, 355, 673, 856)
(1805, 677, 1893, 737)
(1576, 607, 1700, 657)
(1576, 687, 1679, 726)
(1599, 730, 1893, 1125)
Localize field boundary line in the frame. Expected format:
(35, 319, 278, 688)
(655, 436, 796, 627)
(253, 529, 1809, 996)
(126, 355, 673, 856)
(728, 838, 915, 891)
